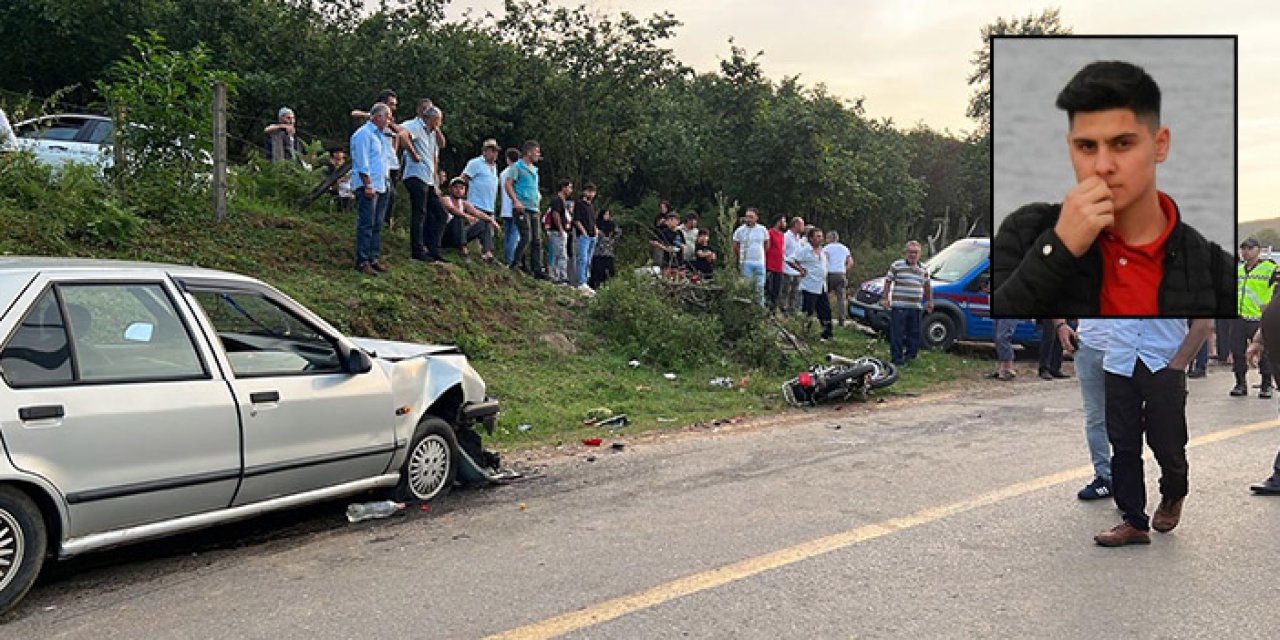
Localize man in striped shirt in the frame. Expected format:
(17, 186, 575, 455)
(881, 240, 934, 367)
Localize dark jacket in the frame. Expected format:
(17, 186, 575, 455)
(992, 199, 1234, 318)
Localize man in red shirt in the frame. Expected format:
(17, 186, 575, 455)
(764, 214, 787, 312)
(992, 60, 1233, 318)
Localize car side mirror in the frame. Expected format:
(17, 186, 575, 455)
(343, 346, 373, 374)
(123, 322, 154, 342)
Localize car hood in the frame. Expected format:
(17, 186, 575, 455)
(349, 337, 463, 361)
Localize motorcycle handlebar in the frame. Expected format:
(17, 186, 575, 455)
(826, 353, 857, 365)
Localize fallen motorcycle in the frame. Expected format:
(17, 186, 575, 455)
(782, 353, 898, 407)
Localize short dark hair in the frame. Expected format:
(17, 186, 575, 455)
(377, 89, 398, 104)
(558, 178, 572, 191)
(583, 182, 597, 191)
(1055, 60, 1161, 128)
(505, 147, 520, 163)
(697, 229, 710, 237)
(521, 140, 540, 155)
(807, 227, 824, 241)
(684, 212, 699, 223)
(772, 213, 786, 225)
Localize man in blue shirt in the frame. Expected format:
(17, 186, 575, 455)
(399, 101, 449, 263)
(504, 140, 545, 278)
(1094, 318, 1212, 546)
(462, 139, 501, 219)
(349, 103, 391, 275)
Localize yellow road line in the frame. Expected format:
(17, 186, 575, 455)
(487, 418, 1280, 640)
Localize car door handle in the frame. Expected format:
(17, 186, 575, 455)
(19, 405, 65, 421)
(250, 391, 280, 404)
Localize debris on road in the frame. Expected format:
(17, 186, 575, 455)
(420, 504, 431, 512)
(663, 372, 678, 380)
(582, 438, 603, 446)
(610, 442, 626, 452)
(518, 503, 527, 511)
(346, 500, 406, 523)
(597, 414, 630, 429)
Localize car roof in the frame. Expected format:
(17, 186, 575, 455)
(0, 257, 259, 284)
(14, 113, 111, 126)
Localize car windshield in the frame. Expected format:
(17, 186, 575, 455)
(925, 241, 986, 283)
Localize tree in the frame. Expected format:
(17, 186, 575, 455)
(965, 8, 1071, 135)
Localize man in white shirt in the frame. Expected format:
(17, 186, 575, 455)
(462, 139, 501, 219)
(732, 207, 770, 304)
(823, 230, 854, 326)
(789, 227, 834, 340)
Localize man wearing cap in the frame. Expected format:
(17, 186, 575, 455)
(463, 139, 502, 219)
(400, 100, 449, 263)
(1229, 237, 1276, 397)
(264, 107, 303, 162)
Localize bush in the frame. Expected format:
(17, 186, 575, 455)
(589, 274, 722, 370)
(0, 152, 143, 251)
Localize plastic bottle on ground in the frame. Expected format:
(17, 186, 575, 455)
(346, 500, 406, 523)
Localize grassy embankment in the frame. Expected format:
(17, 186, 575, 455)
(0, 188, 993, 451)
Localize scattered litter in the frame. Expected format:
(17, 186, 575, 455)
(663, 372, 677, 380)
(585, 455, 597, 462)
(582, 437, 603, 446)
(656, 417, 676, 423)
(517, 423, 533, 432)
(635, 385, 650, 392)
(610, 442, 626, 452)
(833, 405, 845, 411)
(43, 605, 57, 612)
(628, 359, 641, 368)
(346, 500, 405, 523)
(453, 533, 471, 540)
(490, 468, 524, 481)
(597, 414, 630, 429)
(585, 407, 614, 423)
(420, 504, 431, 512)
(518, 503, 527, 511)
(710, 377, 734, 388)
(828, 424, 843, 430)
(876, 398, 886, 404)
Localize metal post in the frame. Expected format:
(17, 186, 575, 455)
(212, 81, 228, 221)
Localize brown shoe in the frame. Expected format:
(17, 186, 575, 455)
(371, 260, 390, 273)
(358, 263, 379, 276)
(1094, 522, 1151, 547)
(1152, 496, 1184, 532)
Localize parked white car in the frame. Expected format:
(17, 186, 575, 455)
(8, 114, 114, 170)
(0, 258, 501, 614)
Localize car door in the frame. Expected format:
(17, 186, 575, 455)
(0, 278, 240, 539)
(12, 116, 98, 168)
(183, 284, 396, 506)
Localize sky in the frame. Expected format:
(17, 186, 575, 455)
(445, 0, 1279, 223)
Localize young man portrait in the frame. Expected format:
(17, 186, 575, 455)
(991, 40, 1234, 318)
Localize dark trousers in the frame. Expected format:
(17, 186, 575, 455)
(1037, 319, 1063, 374)
(512, 210, 544, 276)
(383, 170, 399, 227)
(1106, 361, 1189, 531)
(422, 185, 449, 259)
(1230, 318, 1272, 387)
(589, 256, 615, 289)
(405, 177, 429, 258)
(1215, 318, 1231, 362)
(889, 307, 922, 365)
(765, 270, 784, 310)
(801, 290, 833, 339)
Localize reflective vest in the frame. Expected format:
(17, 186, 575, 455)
(1237, 260, 1277, 320)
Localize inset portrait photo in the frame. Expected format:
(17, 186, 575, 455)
(990, 36, 1236, 319)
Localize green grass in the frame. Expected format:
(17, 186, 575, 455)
(0, 175, 995, 452)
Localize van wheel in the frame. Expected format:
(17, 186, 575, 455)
(923, 312, 957, 352)
(394, 417, 458, 503)
(0, 486, 46, 617)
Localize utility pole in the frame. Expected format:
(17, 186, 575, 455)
(212, 81, 228, 221)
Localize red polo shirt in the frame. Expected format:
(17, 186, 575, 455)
(1096, 192, 1177, 315)
(765, 228, 786, 273)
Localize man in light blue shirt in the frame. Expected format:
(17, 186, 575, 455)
(399, 101, 448, 262)
(787, 227, 833, 340)
(462, 139, 501, 216)
(1094, 318, 1212, 547)
(349, 103, 391, 275)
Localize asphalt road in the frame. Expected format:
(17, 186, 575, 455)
(5, 363, 1280, 639)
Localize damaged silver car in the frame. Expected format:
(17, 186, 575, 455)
(0, 258, 501, 614)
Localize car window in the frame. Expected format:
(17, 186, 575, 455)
(60, 284, 206, 382)
(83, 119, 113, 145)
(926, 242, 987, 284)
(191, 290, 342, 376)
(19, 117, 86, 141)
(0, 290, 74, 387)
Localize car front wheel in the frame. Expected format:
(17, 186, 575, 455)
(395, 417, 458, 503)
(0, 486, 47, 617)
(923, 312, 958, 352)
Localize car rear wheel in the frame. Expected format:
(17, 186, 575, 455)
(395, 417, 458, 503)
(923, 312, 957, 352)
(0, 486, 46, 617)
